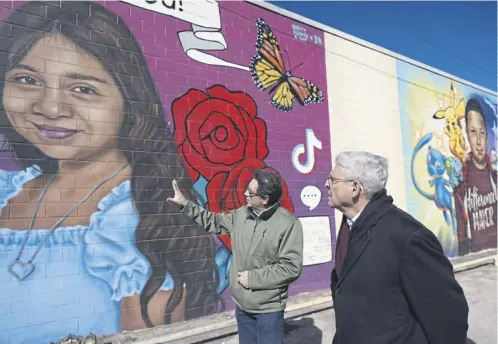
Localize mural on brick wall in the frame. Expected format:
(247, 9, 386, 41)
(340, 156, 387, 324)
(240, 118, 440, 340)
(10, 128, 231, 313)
(397, 61, 497, 258)
(0, 1, 332, 342)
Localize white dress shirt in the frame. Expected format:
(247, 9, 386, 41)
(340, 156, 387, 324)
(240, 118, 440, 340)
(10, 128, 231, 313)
(346, 211, 362, 230)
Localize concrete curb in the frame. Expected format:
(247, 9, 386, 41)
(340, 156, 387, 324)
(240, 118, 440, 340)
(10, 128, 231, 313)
(127, 296, 335, 344)
(105, 252, 497, 344)
(452, 254, 497, 273)
(136, 320, 237, 344)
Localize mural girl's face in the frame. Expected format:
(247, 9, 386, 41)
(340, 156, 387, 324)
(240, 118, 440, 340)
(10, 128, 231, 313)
(3, 34, 124, 161)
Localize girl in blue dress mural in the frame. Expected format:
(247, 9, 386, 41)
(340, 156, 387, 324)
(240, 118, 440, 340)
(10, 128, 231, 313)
(0, 2, 224, 342)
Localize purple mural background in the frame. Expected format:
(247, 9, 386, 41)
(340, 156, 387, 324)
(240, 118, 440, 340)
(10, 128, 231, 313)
(0, 0, 333, 341)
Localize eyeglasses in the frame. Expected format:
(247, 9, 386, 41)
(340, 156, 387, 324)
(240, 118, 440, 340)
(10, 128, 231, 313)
(245, 189, 261, 198)
(327, 176, 355, 184)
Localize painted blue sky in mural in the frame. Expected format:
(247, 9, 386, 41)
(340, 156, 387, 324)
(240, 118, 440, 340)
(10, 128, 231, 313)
(271, 1, 497, 92)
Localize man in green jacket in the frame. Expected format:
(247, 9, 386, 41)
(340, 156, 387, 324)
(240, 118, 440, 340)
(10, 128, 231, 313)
(167, 170, 303, 344)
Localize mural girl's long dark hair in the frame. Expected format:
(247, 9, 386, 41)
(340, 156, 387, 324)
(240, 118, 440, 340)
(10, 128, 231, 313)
(0, 1, 220, 325)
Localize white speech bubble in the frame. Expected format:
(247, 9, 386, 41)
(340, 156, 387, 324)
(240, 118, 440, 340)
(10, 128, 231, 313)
(300, 185, 321, 211)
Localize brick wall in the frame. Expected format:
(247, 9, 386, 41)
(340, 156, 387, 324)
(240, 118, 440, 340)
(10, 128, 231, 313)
(0, 1, 333, 342)
(0, 0, 495, 342)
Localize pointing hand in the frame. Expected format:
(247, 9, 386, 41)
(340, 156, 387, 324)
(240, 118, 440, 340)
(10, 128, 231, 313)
(167, 179, 188, 206)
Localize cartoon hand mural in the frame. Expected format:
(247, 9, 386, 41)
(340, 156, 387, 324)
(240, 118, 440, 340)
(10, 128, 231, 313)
(171, 85, 295, 293)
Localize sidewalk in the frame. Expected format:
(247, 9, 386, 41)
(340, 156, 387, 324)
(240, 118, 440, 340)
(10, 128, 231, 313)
(210, 263, 497, 344)
(100, 249, 497, 344)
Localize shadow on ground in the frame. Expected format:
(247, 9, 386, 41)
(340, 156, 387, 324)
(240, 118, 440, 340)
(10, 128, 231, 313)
(283, 317, 323, 344)
(282, 320, 476, 344)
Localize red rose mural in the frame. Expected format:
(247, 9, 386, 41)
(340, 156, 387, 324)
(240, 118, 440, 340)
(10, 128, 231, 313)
(172, 85, 269, 181)
(171, 85, 295, 254)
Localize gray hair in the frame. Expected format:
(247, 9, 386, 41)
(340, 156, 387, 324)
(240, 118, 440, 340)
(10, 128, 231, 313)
(335, 151, 388, 200)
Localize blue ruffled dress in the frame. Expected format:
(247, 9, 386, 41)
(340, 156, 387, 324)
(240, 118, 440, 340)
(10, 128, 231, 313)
(0, 165, 181, 344)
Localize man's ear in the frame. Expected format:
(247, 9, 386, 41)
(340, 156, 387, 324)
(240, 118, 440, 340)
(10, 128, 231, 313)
(352, 181, 361, 196)
(263, 195, 270, 205)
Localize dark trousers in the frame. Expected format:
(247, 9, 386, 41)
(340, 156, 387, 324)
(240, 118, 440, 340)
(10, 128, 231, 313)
(235, 306, 284, 344)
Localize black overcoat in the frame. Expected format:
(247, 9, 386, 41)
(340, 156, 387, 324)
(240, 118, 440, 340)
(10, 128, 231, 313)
(331, 190, 469, 344)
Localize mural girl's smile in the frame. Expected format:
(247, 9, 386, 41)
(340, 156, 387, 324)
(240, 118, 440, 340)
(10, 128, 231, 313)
(32, 123, 82, 140)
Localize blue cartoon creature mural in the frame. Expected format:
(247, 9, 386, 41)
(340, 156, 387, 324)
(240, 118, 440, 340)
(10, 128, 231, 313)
(411, 133, 460, 233)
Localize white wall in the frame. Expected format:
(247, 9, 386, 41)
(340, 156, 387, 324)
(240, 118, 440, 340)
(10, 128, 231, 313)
(325, 33, 407, 234)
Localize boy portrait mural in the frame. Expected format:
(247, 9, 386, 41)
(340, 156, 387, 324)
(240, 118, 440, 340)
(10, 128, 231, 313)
(0, 1, 331, 342)
(397, 60, 497, 257)
(453, 96, 497, 254)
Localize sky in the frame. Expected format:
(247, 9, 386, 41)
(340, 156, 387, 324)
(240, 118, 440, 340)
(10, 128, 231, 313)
(268, 1, 497, 93)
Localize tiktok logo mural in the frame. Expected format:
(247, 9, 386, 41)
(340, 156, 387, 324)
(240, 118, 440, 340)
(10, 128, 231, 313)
(292, 129, 323, 174)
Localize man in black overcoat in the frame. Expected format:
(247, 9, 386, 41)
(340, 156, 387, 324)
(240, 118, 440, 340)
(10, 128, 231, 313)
(327, 151, 469, 344)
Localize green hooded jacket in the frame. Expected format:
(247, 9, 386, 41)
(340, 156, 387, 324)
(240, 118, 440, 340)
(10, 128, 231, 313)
(181, 201, 304, 313)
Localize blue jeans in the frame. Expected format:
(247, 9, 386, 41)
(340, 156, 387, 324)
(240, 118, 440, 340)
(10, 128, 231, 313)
(235, 306, 284, 344)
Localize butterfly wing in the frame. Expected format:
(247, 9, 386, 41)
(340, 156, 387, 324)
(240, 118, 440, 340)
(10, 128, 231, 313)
(287, 76, 324, 106)
(249, 18, 287, 91)
(249, 55, 284, 91)
(270, 81, 295, 112)
(255, 18, 286, 75)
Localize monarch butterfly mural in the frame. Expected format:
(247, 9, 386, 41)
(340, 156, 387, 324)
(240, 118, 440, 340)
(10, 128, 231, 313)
(249, 18, 324, 112)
